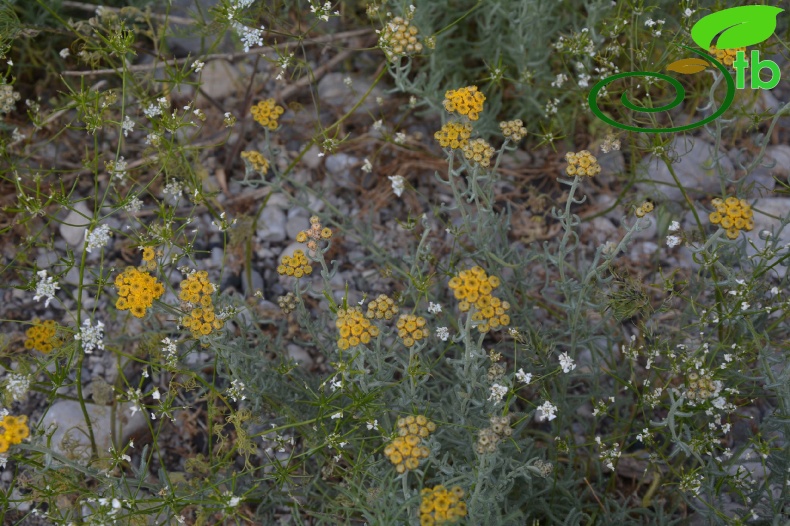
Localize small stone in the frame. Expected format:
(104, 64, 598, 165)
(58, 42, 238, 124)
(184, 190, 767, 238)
(241, 269, 264, 296)
(40, 401, 148, 465)
(197, 59, 241, 102)
(637, 137, 734, 201)
(317, 72, 383, 114)
(256, 206, 287, 242)
(302, 145, 323, 169)
(59, 200, 92, 246)
(287, 344, 313, 368)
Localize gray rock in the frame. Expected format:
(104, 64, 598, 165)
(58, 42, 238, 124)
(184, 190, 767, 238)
(286, 211, 310, 240)
(256, 206, 287, 242)
(197, 59, 242, 102)
(302, 145, 323, 169)
(241, 269, 264, 296)
(637, 137, 734, 201)
(324, 152, 359, 189)
(743, 198, 790, 278)
(210, 246, 224, 267)
(40, 401, 148, 465)
(60, 200, 92, 246)
(36, 249, 60, 270)
(287, 344, 313, 367)
(317, 72, 383, 114)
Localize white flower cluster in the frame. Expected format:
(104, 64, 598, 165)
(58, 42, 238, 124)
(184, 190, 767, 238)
(163, 180, 183, 203)
(232, 22, 264, 52)
(558, 352, 576, 373)
(5, 373, 31, 402)
(388, 175, 405, 197)
(110, 156, 128, 179)
(515, 368, 532, 384)
(143, 97, 168, 119)
(435, 327, 449, 341)
(226, 379, 247, 402)
(427, 302, 442, 314)
(122, 116, 134, 137)
(537, 400, 557, 421)
(488, 383, 509, 404)
(74, 318, 105, 354)
(310, 1, 339, 22)
(34, 269, 60, 308)
(85, 224, 112, 253)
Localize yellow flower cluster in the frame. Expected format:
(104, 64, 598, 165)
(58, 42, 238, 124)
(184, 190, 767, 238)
(336, 306, 379, 350)
(384, 415, 436, 474)
(396, 314, 427, 347)
(251, 99, 284, 130)
(448, 267, 510, 333)
(295, 216, 332, 253)
(241, 151, 270, 173)
(709, 196, 754, 240)
(419, 485, 467, 525)
(461, 138, 496, 168)
(366, 294, 398, 320)
(24, 319, 61, 353)
(635, 200, 654, 218)
(141, 246, 157, 271)
(0, 414, 30, 454)
(178, 271, 223, 337)
(442, 86, 485, 121)
(276, 249, 312, 278)
(379, 15, 423, 60)
(115, 267, 165, 318)
(499, 119, 527, 142)
(434, 121, 472, 149)
(686, 371, 717, 402)
(708, 44, 746, 67)
(565, 150, 601, 178)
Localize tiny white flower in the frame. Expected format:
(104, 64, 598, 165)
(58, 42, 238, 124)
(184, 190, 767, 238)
(152, 388, 161, 400)
(537, 400, 557, 422)
(193, 60, 205, 73)
(33, 269, 60, 308)
(669, 220, 680, 232)
(84, 224, 112, 253)
(427, 302, 442, 314)
(59, 48, 70, 59)
(435, 326, 449, 341)
(331, 411, 343, 419)
(366, 420, 378, 430)
(361, 158, 372, 173)
(515, 368, 532, 384)
(666, 235, 681, 248)
(488, 383, 509, 404)
(558, 352, 576, 374)
(388, 175, 405, 197)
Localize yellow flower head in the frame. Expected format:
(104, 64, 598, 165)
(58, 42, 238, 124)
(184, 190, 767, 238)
(251, 99, 285, 130)
(396, 314, 427, 347)
(709, 195, 753, 239)
(565, 150, 601, 178)
(420, 485, 467, 525)
(499, 119, 527, 142)
(24, 319, 62, 354)
(336, 306, 379, 349)
(241, 151, 270, 173)
(434, 121, 472, 149)
(443, 86, 485, 121)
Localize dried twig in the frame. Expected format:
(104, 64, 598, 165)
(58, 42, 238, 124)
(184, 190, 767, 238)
(62, 28, 373, 77)
(62, 1, 195, 25)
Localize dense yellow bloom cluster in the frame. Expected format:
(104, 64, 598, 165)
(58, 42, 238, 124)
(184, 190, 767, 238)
(24, 319, 61, 353)
(709, 197, 754, 239)
(277, 249, 312, 278)
(178, 270, 223, 337)
(499, 119, 527, 142)
(565, 150, 601, 178)
(708, 44, 746, 67)
(295, 216, 332, 253)
(434, 121, 472, 149)
(251, 99, 284, 130)
(365, 294, 398, 320)
(448, 267, 510, 333)
(384, 415, 436, 473)
(461, 138, 496, 168)
(419, 485, 467, 525)
(0, 414, 30, 453)
(115, 267, 165, 318)
(635, 200, 654, 218)
(336, 306, 379, 350)
(396, 314, 427, 347)
(442, 86, 485, 121)
(378, 15, 423, 60)
(240, 151, 269, 173)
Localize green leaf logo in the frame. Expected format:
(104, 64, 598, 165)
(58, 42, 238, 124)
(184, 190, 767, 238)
(691, 5, 784, 50)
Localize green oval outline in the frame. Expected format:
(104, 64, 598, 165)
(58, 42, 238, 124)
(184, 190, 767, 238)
(587, 46, 735, 133)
